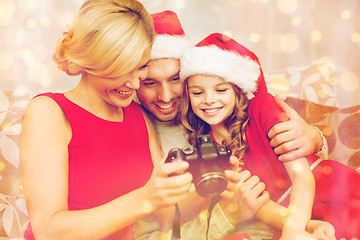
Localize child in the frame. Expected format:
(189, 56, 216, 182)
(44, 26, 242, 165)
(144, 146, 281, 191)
(180, 33, 360, 239)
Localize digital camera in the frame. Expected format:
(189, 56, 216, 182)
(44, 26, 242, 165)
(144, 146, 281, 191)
(165, 134, 231, 197)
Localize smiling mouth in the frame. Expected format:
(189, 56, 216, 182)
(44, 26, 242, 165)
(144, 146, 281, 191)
(114, 89, 133, 96)
(202, 107, 222, 113)
(155, 102, 176, 113)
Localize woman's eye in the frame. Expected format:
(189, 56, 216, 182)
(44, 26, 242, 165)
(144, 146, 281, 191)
(139, 64, 149, 70)
(191, 91, 203, 96)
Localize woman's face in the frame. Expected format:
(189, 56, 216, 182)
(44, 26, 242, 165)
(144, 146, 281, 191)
(187, 74, 236, 127)
(88, 47, 151, 108)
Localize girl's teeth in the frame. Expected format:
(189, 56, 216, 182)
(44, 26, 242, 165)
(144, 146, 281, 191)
(204, 108, 220, 113)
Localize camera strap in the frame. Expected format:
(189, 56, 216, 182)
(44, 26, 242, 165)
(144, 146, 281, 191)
(171, 196, 221, 240)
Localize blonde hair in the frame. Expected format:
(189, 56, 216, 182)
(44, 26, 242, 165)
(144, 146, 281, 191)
(53, 0, 155, 77)
(180, 80, 250, 161)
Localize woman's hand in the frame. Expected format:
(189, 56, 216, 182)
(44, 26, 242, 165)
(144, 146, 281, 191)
(219, 169, 269, 225)
(141, 159, 193, 211)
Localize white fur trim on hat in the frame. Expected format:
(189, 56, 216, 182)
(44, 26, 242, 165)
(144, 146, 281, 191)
(180, 45, 260, 95)
(151, 34, 193, 60)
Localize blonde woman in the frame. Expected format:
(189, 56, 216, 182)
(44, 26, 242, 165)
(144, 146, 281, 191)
(20, 1, 192, 239)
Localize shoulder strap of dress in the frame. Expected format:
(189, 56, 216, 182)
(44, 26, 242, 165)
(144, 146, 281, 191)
(33, 92, 74, 118)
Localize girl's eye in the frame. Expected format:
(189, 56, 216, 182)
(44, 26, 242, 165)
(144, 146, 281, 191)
(191, 91, 203, 96)
(216, 88, 228, 93)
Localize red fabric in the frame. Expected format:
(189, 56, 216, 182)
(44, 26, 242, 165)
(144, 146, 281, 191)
(24, 93, 153, 240)
(151, 10, 185, 36)
(216, 233, 252, 240)
(243, 92, 360, 238)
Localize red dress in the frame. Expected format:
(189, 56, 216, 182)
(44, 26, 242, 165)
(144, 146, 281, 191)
(242, 81, 360, 238)
(24, 93, 153, 239)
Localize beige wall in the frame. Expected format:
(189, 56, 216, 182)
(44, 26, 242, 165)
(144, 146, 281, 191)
(1, 0, 359, 108)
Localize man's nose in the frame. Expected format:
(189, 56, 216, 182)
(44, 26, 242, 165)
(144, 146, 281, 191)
(157, 84, 172, 102)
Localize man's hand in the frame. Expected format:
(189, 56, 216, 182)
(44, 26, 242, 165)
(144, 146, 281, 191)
(268, 95, 324, 161)
(219, 169, 269, 225)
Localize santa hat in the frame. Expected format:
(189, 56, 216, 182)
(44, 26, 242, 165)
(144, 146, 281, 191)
(180, 33, 268, 98)
(151, 10, 193, 60)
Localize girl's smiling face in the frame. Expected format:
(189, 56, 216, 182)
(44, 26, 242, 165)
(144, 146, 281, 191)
(187, 74, 236, 127)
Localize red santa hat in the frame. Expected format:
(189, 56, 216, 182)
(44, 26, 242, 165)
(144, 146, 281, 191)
(180, 33, 268, 98)
(150, 10, 193, 60)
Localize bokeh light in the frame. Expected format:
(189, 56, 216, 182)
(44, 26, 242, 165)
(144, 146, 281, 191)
(291, 16, 302, 26)
(340, 72, 359, 92)
(249, 33, 261, 43)
(280, 33, 299, 53)
(322, 126, 333, 137)
(351, 32, 360, 43)
(222, 31, 233, 39)
(26, 18, 37, 29)
(175, 0, 185, 8)
(312, 30, 322, 42)
(0, 162, 5, 171)
(277, 0, 298, 14)
(341, 9, 351, 20)
(0, 0, 15, 26)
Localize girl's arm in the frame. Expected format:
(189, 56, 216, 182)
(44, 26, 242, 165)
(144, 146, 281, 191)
(21, 97, 192, 240)
(281, 157, 315, 237)
(255, 157, 315, 238)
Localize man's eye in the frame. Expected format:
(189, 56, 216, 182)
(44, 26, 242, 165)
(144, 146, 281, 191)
(171, 77, 180, 82)
(141, 81, 156, 86)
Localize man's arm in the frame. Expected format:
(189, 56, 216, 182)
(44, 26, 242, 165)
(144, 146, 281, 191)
(268, 95, 328, 161)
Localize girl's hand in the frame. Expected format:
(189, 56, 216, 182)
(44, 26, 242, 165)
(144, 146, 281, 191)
(280, 220, 335, 240)
(219, 169, 269, 225)
(141, 159, 193, 211)
(228, 155, 242, 172)
(280, 229, 314, 240)
(306, 220, 336, 240)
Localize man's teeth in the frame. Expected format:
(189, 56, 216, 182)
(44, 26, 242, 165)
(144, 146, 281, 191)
(158, 103, 173, 109)
(204, 108, 220, 113)
(115, 89, 132, 95)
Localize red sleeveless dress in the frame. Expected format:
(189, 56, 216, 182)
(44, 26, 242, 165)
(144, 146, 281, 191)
(24, 93, 153, 239)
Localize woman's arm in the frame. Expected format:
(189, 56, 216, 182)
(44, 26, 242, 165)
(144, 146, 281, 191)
(21, 97, 192, 240)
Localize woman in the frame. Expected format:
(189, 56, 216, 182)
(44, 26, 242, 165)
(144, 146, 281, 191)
(20, 1, 192, 239)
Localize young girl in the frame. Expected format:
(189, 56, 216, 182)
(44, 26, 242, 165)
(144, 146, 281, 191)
(180, 33, 360, 239)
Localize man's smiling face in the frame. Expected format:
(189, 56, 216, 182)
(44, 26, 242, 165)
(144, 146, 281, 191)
(137, 58, 183, 122)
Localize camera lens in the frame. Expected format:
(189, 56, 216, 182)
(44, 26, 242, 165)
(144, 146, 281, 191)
(195, 173, 227, 197)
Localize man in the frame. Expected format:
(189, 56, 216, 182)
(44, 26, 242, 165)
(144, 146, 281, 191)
(135, 10, 329, 240)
